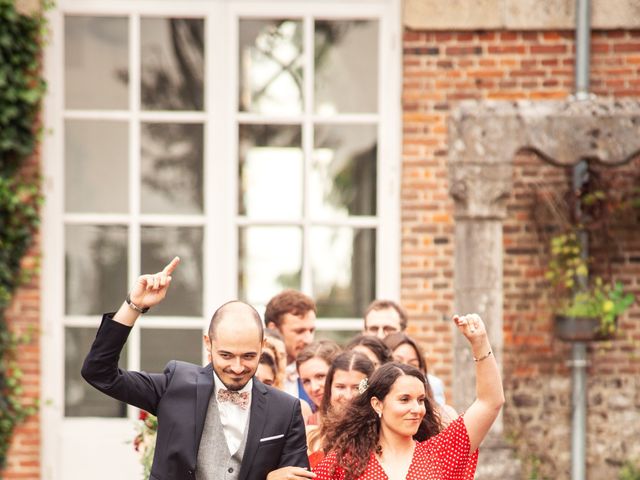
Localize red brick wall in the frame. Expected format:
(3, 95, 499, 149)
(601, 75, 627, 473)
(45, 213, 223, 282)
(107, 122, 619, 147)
(2, 155, 41, 479)
(402, 29, 640, 477)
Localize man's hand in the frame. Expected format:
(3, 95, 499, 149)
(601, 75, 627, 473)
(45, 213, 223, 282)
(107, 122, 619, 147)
(113, 257, 180, 326)
(266, 466, 316, 480)
(129, 256, 180, 309)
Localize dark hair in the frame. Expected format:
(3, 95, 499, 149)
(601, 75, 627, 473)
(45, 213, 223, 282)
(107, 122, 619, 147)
(259, 352, 277, 377)
(383, 332, 428, 374)
(345, 335, 393, 366)
(208, 300, 263, 339)
(319, 351, 375, 416)
(322, 363, 442, 480)
(295, 339, 341, 372)
(264, 290, 316, 328)
(363, 299, 408, 330)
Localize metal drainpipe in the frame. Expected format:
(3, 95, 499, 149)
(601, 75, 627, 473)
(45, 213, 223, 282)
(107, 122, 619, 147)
(571, 1, 591, 479)
(570, 162, 588, 480)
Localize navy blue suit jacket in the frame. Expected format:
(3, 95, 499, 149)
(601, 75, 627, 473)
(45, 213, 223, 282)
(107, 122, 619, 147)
(81, 314, 309, 480)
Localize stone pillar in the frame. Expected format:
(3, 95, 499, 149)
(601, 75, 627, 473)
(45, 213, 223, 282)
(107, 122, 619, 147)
(449, 162, 521, 478)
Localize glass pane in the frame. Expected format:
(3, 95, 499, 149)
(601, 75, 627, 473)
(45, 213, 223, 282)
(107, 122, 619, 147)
(140, 329, 203, 372)
(311, 227, 375, 318)
(311, 124, 377, 218)
(65, 225, 128, 315)
(239, 19, 303, 114)
(316, 329, 361, 347)
(141, 17, 205, 110)
(141, 123, 204, 214)
(65, 327, 128, 417)
(65, 16, 128, 110)
(65, 120, 129, 214)
(239, 227, 302, 306)
(239, 124, 302, 218)
(141, 226, 203, 316)
(314, 20, 378, 114)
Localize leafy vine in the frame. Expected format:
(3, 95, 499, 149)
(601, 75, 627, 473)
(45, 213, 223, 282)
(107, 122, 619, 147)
(0, 0, 46, 471)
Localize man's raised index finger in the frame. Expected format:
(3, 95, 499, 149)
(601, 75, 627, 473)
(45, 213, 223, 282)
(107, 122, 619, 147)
(162, 256, 180, 275)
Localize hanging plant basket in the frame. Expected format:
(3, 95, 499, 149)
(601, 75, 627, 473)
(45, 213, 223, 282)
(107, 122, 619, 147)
(553, 314, 616, 342)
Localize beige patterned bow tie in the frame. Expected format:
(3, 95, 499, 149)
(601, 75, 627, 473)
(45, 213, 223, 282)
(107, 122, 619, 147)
(217, 389, 250, 409)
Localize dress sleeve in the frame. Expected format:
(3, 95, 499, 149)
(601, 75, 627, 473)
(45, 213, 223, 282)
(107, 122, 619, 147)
(313, 451, 345, 480)
(419, 416, 479, 479)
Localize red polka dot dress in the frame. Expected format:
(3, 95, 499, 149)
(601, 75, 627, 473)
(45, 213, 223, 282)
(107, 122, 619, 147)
(313, 416, 479, 480)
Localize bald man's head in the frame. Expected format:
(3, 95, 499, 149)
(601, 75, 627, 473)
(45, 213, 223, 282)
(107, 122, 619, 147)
(208, 300, 264, 341)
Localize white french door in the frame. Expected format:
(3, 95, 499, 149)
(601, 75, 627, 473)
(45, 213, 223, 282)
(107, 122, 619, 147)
(42, 0, 400, 478)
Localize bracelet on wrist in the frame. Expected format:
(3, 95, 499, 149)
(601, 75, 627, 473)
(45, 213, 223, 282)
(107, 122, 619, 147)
(473, 350, 492, 362)
(126, 293, 150, 314)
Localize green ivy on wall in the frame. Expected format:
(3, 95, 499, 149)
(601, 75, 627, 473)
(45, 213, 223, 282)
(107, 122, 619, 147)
(0, 0, 46, 472)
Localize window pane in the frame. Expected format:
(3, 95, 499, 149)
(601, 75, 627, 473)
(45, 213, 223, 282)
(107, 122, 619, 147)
(239, 19, 303, 114)
(314, 20, 378, 114)
(65, 225, 128, 315)
(65, 327, 127, 417)
(239, 227, 302, 306)
(311, 227, 375, 318)
(65, 120, 129, 214)
(141, 17, 204, 111)
(311, 124, 377, 218)
(239, 124, 302, 219)
(141, 226, 203, 316)
(140, 329, 202, 372)
(316, 329, 361, 347)
(65, 16, 128, 110)
(141, 123, 204, 214)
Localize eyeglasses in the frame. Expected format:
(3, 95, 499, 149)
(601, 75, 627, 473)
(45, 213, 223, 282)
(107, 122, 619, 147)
(365, 325, 399, 335)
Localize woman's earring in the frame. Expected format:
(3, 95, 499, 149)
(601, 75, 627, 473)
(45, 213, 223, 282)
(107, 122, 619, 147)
(377, 411, 382, 418)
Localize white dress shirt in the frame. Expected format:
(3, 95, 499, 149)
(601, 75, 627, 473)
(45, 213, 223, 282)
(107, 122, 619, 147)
(213, 372, 252, 454)
(283, 362, 299, 398)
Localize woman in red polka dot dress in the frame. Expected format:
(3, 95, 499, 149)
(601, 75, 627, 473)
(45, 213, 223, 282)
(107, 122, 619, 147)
(313, 313, 504, 480)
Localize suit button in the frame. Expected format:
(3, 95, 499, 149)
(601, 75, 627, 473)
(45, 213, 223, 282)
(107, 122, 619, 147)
(187, 470, 193, 476)
(228, 467, 234, 473)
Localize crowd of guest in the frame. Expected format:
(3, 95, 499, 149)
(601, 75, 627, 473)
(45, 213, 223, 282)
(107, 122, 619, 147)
(254, 291, 479, 473)
(82, 258, 502, 480)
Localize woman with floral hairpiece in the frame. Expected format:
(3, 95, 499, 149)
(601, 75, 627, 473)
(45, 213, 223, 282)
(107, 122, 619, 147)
(314, 314, 504, 480)
(307, 350, 375, 469)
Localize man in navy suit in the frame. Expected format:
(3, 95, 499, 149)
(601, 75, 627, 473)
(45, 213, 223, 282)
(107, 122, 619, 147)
(82, 257, 314, 480)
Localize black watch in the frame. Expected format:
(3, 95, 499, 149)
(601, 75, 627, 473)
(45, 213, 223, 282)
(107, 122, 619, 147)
(126, 293, 150, 314)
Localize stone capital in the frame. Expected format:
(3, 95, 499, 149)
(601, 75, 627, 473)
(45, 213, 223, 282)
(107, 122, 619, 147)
(449, 162, 512, 220)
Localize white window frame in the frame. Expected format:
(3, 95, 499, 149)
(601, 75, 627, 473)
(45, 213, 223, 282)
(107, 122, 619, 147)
(41, 1, 400, 478)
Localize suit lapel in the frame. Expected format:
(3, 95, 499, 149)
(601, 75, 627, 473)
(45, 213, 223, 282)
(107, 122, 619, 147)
(238, 380, 268, 480)
(195, 364, 214, 449)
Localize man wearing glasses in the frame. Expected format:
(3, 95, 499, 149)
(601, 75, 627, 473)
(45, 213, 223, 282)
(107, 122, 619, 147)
(362, 299, 448, 406)
(362, 299, 407, 339)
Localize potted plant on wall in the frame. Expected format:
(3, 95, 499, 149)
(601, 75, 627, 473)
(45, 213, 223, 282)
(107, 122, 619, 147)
(546, 231, 634, 341)
(532, 164, 637, 342)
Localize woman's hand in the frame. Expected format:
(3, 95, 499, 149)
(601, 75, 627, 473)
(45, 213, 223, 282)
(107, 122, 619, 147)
(453, 313, 487, 345)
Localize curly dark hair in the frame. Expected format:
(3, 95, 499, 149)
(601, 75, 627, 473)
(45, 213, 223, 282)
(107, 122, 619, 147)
(321, 362, 442, 480)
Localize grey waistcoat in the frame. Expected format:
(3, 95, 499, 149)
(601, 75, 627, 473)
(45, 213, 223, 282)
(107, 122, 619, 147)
(195, 394, 249, 480)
